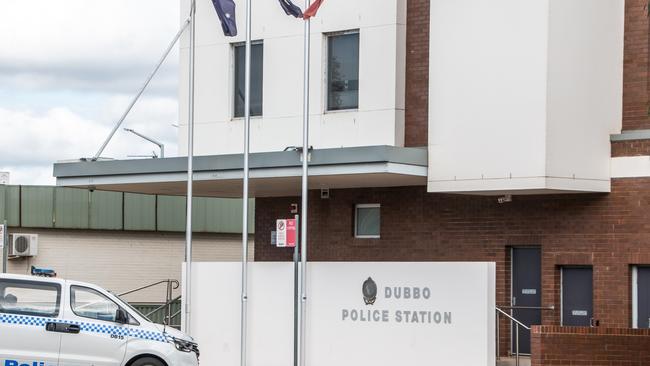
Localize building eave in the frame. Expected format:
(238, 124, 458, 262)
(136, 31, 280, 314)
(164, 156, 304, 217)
(54, 146, 428, 198)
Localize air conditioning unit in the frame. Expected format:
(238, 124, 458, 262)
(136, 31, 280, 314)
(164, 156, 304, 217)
(9, 234, 38, 257)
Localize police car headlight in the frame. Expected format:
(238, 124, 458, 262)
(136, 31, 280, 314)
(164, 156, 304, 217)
(172, 337, 199, 355)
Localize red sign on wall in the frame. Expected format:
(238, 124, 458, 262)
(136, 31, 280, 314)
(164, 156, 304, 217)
(276, 219, 297, 248)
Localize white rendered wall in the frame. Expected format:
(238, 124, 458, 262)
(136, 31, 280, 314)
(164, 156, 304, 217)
(178, 0, 406, 156)
(428, 0, 624, 194)
(545, 0, 624, 190)
(186, 262, 496, 366)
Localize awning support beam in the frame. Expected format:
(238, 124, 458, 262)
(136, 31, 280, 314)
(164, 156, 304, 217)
(91, 16, 191, 161)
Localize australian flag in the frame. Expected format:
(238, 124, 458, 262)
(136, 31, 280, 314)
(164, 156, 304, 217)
(278, 0, 303, 18)
(212, 0, 237, 37)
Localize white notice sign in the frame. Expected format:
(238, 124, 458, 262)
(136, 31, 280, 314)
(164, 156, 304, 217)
(276, 220, 287, 247)
(0, 225, 4, 249)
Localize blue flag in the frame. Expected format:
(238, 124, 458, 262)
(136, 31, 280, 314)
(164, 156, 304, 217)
(212, 0, 237, 37)
(278, 0, 303, 18)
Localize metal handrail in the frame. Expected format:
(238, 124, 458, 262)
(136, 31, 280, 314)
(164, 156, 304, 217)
(145, 295, 182, 318)
(496, 306, 533, 366)
(497, 307, 531, 331)
(498, 305, 555, 311)
(118, 279, 180, 297)
(118, 279, 180, 326)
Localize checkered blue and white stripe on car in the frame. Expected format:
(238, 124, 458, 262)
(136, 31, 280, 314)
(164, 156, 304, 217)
(0, 313, 167, 343)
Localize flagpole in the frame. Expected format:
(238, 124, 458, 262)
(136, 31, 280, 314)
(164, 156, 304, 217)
(240, 0, 253, 364)
(184, 0, 197, 335)
(298, 1, 311, 366)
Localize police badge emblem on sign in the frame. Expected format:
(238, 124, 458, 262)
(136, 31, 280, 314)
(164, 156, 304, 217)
(362, 277, 377, 305)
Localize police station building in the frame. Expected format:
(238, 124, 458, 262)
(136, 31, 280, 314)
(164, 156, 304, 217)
(54, 0, 650, 363)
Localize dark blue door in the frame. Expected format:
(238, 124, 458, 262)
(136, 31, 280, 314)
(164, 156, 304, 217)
(562, 267, 593, 326)
(511, 248, 541, 354)
(637, 267, 650, 328)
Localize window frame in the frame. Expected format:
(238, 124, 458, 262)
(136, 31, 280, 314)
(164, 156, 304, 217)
(70, 285, 125, 324)
(354, 203, 381, 239)
(325, 29, 360, 112)
(0, 279, 62, 318)
(232, 40, 264, 119)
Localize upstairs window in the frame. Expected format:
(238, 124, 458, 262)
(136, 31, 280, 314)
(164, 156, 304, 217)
(355, 204, 380, 238)
(234, 42, 264, 118)
(327, 31, 360, 111)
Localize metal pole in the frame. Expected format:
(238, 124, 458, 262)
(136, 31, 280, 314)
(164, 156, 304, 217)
(184, 0, 196, 335)
(165, 281, 174, 325)
(496, 310, 500, 361)
(515, 326, 520, 366)
(240, 0, 253, 364)
(2, 220, 7, 274)
(293, 215, 300, 366)
(92, 17, 191, 161)
(298, 3, 311, 366)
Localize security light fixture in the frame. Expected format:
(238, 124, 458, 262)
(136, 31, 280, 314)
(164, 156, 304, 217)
(497, 194, 513, 204)
(321, 188, 330, 199)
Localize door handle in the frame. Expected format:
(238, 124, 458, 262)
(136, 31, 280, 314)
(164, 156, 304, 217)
(65, 324, 81, 334)
(589, 318, 600, 327)
(46, 322, 81, 334)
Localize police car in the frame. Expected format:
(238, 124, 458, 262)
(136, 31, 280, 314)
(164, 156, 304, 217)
(0, 274, 199, 366)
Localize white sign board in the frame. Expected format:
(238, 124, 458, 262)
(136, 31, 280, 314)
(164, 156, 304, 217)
(0, 225, 4, 249)
(185, 262, 495, 366)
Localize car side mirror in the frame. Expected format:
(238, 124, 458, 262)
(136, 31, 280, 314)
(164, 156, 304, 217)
(116, 308, 129, 324)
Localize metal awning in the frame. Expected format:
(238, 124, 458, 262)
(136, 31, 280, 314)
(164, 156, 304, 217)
(53, 146, 428, 198)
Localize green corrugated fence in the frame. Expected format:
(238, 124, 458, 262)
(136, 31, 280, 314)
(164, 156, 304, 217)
(0, 185, 254, 234)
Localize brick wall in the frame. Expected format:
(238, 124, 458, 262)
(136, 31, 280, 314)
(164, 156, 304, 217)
(255, 179, 650, 352)
(404, 0, 429, 147)
(623, 0, 650, 130)
(612, 139, 650, 156)
(531, 326, 650, 366)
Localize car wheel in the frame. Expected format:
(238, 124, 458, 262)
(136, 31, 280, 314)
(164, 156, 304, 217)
(131, 357, 165, 366)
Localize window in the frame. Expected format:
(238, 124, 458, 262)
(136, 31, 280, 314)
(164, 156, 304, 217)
(71, 286, 120, 322)
(0, 279, 61, 317)
(327, 31, 360, 111)
(234, 42, 264, 118)
(355, 204, 380, 238)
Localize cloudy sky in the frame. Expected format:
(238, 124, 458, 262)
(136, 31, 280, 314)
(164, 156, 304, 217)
(0, 0, 181, 185)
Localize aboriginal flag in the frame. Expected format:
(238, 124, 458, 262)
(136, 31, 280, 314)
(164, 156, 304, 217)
(303, 0, 324, 19)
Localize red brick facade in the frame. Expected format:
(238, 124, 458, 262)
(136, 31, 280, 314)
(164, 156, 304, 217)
(404, 0, 429, 147)
(612, 139, 650, 156)
(254, 180, 650, 354)
(531, 326, 650, 366)
(255, 180, 650, 328)
(623, 0, 650, 131)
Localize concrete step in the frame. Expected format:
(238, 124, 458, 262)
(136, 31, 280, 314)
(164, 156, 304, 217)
(497, 356, 531, 366)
